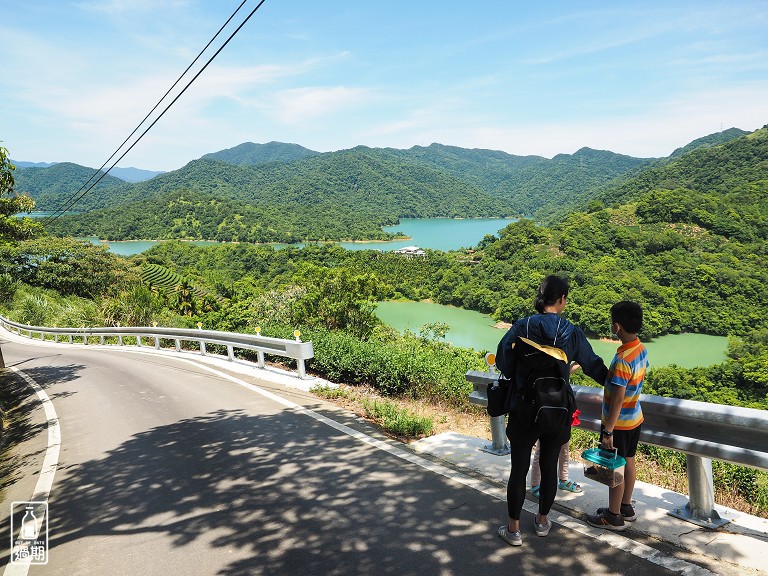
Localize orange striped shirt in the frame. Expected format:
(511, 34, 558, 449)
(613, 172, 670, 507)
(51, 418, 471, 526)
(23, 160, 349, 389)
(603, 338, 647, 430)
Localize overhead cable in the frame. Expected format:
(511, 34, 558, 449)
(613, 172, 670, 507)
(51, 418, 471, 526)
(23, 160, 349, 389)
(43, 0, 268, 224)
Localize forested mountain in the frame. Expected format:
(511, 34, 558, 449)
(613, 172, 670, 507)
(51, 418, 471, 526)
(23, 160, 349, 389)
(15, 162, 129, 209)
(36, 127, 759, 242)
(201, 141, 321, 165)
(384, 143, 652, 217)
(595, 125, 768, 241)
(669, 127, 749, 159)
(46, 189, 405, 242)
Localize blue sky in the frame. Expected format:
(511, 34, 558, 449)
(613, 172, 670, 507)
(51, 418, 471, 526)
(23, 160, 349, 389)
(2, 1, 767, 171)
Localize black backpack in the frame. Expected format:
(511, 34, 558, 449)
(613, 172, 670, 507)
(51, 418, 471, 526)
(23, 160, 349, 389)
(512, 335, 574, 430)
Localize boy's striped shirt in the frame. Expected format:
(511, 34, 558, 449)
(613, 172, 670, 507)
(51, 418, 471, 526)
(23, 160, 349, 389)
(603, 338, 648, 430)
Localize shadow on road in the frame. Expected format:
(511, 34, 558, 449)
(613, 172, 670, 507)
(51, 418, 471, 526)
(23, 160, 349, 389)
(0, 363, 84, 492)
(43, 407, 660, 576)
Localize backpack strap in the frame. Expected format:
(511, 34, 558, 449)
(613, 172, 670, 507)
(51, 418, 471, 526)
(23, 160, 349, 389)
(518, 336, 568, 363)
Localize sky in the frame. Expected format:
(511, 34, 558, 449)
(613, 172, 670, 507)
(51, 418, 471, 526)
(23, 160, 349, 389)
(2, 1, 767, 172)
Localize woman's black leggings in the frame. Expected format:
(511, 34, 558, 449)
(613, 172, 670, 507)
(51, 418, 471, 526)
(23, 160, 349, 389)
(506, 421, 571, 520)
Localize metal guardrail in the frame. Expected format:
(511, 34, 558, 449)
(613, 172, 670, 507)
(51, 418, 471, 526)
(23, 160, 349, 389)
(467, 368, 768, 529)
(0, 315, 314, 379)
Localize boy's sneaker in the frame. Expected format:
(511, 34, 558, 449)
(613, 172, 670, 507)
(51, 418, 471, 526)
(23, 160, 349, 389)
(620, 503, 637, 522)
(498, 525, 522, 546)
(587, 508, 626, 531)
(597, 505, 637, 522)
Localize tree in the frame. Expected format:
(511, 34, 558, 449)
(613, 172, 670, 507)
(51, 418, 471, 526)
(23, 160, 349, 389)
(0, 144, 42, 241)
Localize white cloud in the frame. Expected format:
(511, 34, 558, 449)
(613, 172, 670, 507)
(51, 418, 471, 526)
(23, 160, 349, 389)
(270, 86, 372, 125)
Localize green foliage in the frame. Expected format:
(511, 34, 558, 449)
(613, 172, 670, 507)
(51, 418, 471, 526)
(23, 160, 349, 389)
(301, 327, 485, 404)
(419, 322, 450, 341)
(290, 263, 380, 338)
(4, 285, 101, 328)
(0, 144, 43, 241)
(360, 398, 434, 438)
(100, 285, 168, 327)
(0, 237, 132, 299)
(0, 272, 19, 303)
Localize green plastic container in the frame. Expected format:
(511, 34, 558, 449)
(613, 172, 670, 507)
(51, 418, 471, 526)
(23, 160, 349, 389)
(581, 448, 626, 487)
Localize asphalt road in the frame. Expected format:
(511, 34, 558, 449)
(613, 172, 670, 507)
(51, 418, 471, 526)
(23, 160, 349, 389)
(0, 336, 719, 576)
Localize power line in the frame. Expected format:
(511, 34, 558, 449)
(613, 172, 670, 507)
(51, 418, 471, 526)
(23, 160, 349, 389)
(43, 0, 268, 225)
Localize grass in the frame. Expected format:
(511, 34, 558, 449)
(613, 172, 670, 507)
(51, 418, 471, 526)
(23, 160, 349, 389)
(311, 383, 437, 439)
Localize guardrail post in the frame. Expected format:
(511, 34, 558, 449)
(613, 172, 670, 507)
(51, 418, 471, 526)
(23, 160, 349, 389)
(254, 327, 265, 368)
(479, 353, 510, 456)
(136, 336, 142, 347)
(155, 337, 160, 350)
(175, 339, 181, 352)
(118, 335, 123, 346)
(227, 345, 234, 361)
(54, 334, 58, 343)
(669, 455, 729, 528)
(197, 323, 206, 355)
(297, 358, 307, 379)
(68, 335, 73, 344)
(100, 335, 105, 345)
(482, 415, 510, 455)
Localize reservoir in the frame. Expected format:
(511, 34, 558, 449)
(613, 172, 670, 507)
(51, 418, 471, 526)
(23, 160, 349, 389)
(375, 300, 728, 369)
(85, 217, 517, 256)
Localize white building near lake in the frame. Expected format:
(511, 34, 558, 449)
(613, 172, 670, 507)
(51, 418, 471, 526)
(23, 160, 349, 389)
(393, 246, 426, 257)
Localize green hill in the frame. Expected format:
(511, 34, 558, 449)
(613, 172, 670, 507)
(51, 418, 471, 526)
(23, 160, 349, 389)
(593, 125, 768, 241)
(15, 162, 128, 209)
(201, 141, 321, 165)
(36, 128, 761, 242)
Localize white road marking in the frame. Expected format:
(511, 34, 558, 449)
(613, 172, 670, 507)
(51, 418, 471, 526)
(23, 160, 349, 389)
(4, 367, 61, 576)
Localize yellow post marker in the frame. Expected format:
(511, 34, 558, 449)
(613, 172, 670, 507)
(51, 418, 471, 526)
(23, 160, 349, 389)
(294, 329, 301, 342)
(197, 322, 203, 330)
(485, 352, 496, 372)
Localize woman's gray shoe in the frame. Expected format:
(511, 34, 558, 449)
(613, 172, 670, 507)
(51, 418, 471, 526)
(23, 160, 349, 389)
(498, 525, 523, 546)
(534, 518, 552, 537)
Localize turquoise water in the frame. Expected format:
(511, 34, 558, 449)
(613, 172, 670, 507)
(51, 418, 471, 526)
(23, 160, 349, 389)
(375, 300, 728, 368)
(82, 217, 517, 255)
(84, 238, 223, 256)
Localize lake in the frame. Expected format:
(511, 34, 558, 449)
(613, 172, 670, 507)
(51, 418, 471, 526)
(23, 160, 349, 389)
(375, 300, 728, 369)
(81, 217, 518, 255)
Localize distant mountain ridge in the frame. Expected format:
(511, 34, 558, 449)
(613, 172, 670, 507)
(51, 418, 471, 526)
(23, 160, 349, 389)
(13, 161, 163, 183)
(31, 126, 759, 242)
(201, 141, 321, 165)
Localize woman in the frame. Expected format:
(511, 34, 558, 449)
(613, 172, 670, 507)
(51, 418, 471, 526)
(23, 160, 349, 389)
(495, 275, 607, 546)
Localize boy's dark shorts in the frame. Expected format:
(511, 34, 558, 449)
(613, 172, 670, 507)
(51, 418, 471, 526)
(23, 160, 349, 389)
(613, 425, 641, 458)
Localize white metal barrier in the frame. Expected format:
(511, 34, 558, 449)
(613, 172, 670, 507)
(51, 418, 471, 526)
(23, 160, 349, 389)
(0, 315, 314, 379)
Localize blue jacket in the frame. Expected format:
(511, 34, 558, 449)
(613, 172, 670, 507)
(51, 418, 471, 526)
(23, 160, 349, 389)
(496, 312, 607, 389)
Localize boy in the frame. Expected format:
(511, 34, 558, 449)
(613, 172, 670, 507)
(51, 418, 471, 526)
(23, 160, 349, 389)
(587, 301, 648, 531)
